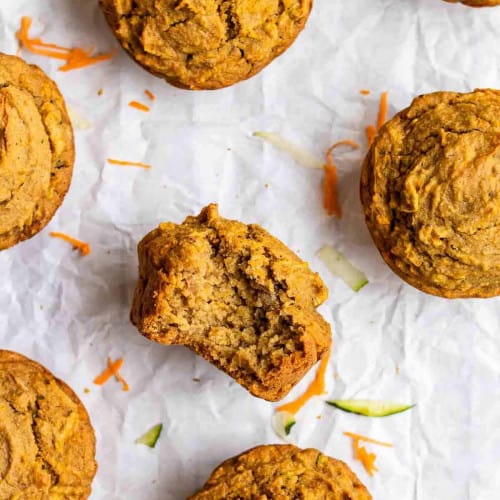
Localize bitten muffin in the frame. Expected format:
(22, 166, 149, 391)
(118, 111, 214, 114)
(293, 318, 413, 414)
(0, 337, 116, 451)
(361, 89, 500, 298)
(189, 444, 372, 499)
(443, 0, 500, 6)
(0, 53, 74, 251)
(0, 350, 97, 499)
(130, 204, 331, 401)
(99, 0, 313, 90)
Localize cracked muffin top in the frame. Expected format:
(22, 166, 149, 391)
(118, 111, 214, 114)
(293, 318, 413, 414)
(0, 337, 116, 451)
(99, 0, 313, 90)
(0, 350, 97, 499)
(0, 53, 74, 251)
(443, 0, 500, 6)
(361, 89, 500, 298)
(130, 204, 331, 401)
(189, 444, 372, 499)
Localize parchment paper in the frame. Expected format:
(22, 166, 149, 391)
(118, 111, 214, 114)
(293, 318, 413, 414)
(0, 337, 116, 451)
(1, 1, 500, 498)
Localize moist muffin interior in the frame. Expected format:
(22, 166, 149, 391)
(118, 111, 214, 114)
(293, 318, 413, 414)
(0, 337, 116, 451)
(131, 204, 331, 401)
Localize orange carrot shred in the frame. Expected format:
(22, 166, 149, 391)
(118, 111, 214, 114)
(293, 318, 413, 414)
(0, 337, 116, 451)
(366, 92, 389, 146)
(107, 158, 152, 169)
(60, 48, 116, 72)
(376, 91, 389, 130)
(144, 90, 156, 101)
(50, 232, 90, 256)
(277, 349, 330, 415)
(360, 89, 370, 96)
(344, 432, 393, 476)
(94, 357, 129, 391)
(114, 371, 130, 392)
(16, 16, 115, 71)
(323, 140, 360, 218)
(107, 357, 130, 392)
(344, 432, 393, 447)
(94, 358, 123, 385)
(129, 101, 150, 112)
(365, 125, 377, 146)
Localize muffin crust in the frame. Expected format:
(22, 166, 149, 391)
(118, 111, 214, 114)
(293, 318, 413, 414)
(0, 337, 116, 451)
(361, 89, 500, 298)
(0, 350, 97, 499)
(0, 53, 74, 251)
(99, 0, 313, 90)
(189, 444, 372, 499)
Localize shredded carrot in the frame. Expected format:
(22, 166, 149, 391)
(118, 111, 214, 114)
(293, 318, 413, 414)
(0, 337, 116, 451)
(344, 432, 393, 447)
(355, 444, 378, 476)
(323, 140, 359, 218)
(365, 92, 389, 145)
(94, 358, 123, 385)
(129, 101, 150, 112)
(365, 125, 377, 146)
(60, 48, 116, 72)
(277, 349, 330, 415)
(94, 357, 129, 391)
(360, 89, 370, 96)
(344, 432, 393, 476)
(107, 158, 152, 169)
(50, 232, 90, 256)
(144, 90, 156, 101)
(376, 91, 389, 130)
(16, 16, 115, 71)
(107, 357, 130, 391)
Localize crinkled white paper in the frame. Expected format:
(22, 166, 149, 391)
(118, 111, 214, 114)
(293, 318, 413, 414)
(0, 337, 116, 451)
(1, 1, 500, 499)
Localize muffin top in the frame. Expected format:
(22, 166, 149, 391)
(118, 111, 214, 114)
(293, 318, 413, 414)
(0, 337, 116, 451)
(443, 0, 500, 6)
(0, 350, 97, 499)
(189, 444, 372, 500)
(99, 0, 312, 90)
(361, 89, 500, 298)
(0, 53, 74, 251)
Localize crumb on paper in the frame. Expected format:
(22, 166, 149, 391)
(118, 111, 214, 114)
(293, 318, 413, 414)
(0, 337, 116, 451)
(264, 183, 269, 189)
(396, 366, 400, 375)
(67, 106, 92, 130)
(334, 372, 340, 381)
(193, 377, 201, 382)
(316, 415, 322, 420)
(98, 88, 103, 96)
(84, 388, 90, 394)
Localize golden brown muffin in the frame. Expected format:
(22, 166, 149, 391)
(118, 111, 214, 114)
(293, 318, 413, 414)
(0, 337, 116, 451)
(130, 204, 331, 401)
(443, 0, 500, 6)
(361, 89, 500, 298)
(0, 350, 97, 499)
(189, 444, 372, 499)
(99, 0, 313, 90)
(0, 53, 74, 251)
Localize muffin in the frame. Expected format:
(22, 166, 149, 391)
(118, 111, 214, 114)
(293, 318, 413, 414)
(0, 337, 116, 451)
(0, 53, 74, 251)
(361, 89, 500, 298)
(0, 350, 97, 499)
(130, 204, 331, 401)
(99, 0, 313, 90)
(189, 444, 372, 499)
(443, 0, 500, 6)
